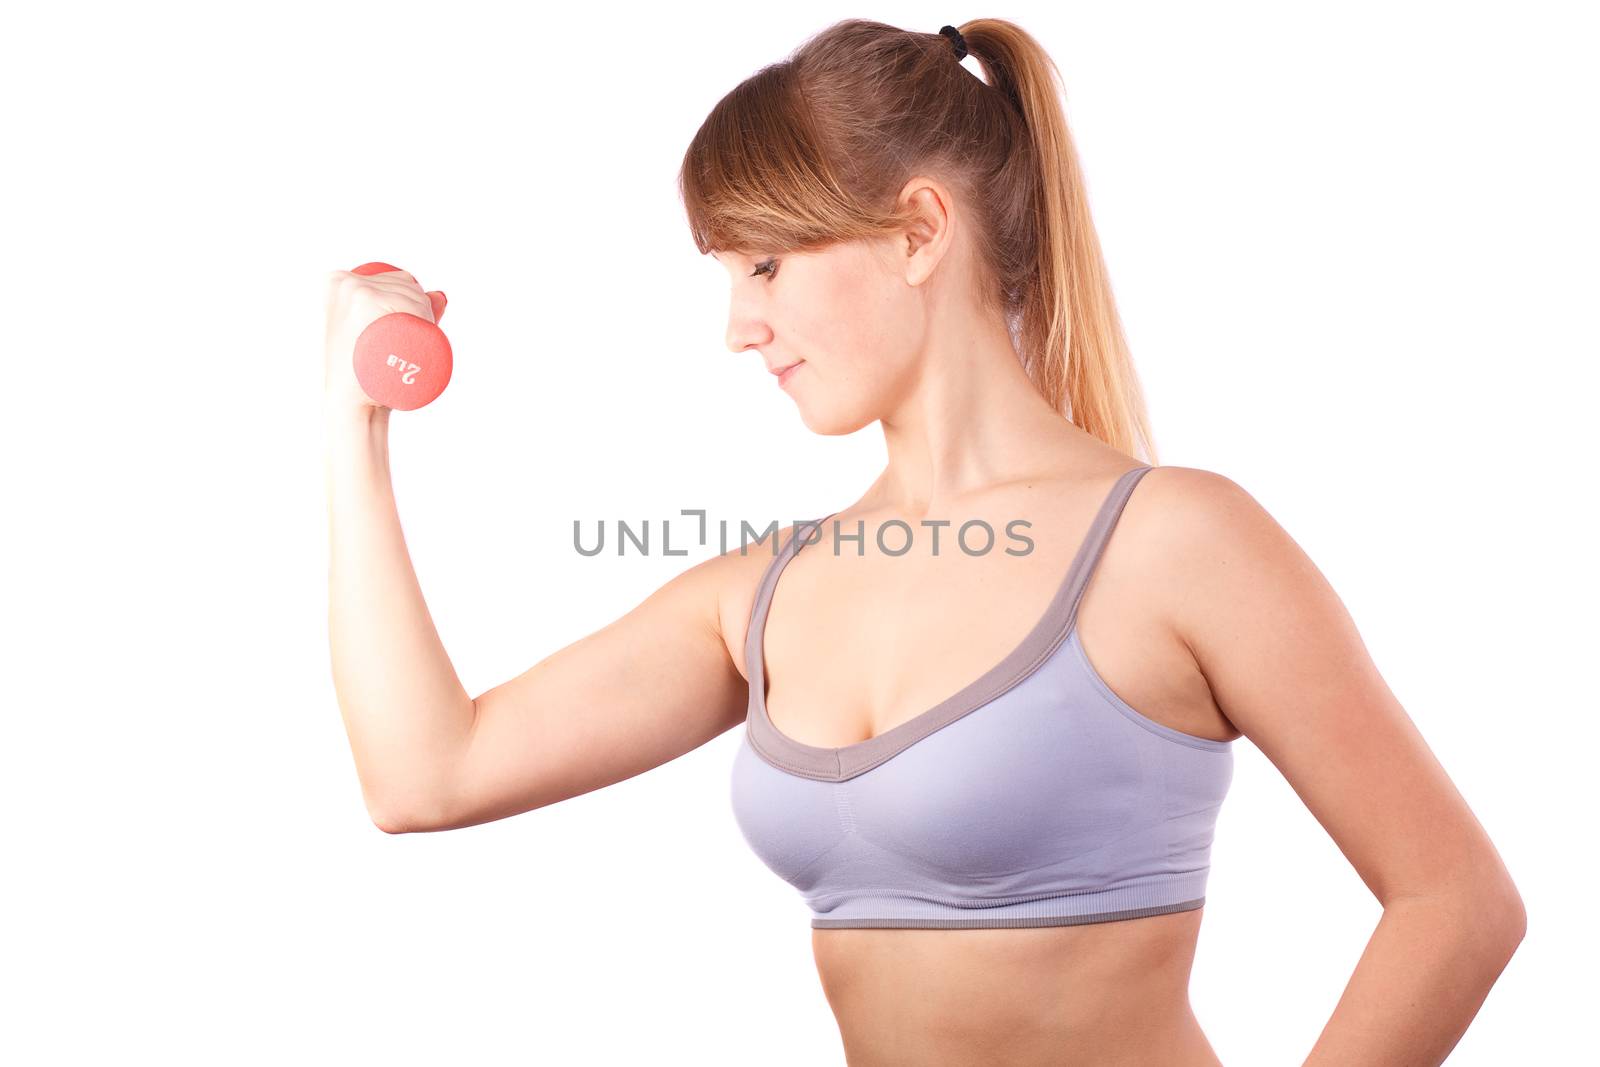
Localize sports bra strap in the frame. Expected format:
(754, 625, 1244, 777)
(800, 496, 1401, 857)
(744, 516, 832, 670)
(1058, 464, 1155, 631)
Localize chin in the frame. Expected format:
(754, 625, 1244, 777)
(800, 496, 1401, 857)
(797, 405, 877, 437)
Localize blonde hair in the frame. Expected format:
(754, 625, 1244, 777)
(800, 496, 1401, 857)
(678, 18, 1158, 463)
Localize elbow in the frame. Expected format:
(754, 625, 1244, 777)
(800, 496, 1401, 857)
(359, 766, 456, 834)
(371, 804, 437, 835)
(367, 791, 444, 835)
(1495, 884, 1528, 955)
(1388, 875, 1527, 963)
(371, 809, 414, 835)
(1467, 877, 1527, 963)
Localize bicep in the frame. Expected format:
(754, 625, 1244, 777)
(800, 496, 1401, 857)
(1161, 469, 1518, 911)
(419, 551, 751, 832)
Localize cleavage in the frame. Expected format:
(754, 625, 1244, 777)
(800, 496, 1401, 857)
(762, 545, 1071, 749)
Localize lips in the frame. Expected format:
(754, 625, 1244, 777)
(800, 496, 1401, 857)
(768, 360, 802, 376)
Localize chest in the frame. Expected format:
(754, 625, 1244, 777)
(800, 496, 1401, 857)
(731, 635, 1173, 888)
(727, 467, 1236, 931)
(758, 533, 1086, 748)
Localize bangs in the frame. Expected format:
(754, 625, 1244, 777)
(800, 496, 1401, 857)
(678, 63, 883, 258)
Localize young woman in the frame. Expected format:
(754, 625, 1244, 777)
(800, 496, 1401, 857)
(324, 18, 1524, 1066)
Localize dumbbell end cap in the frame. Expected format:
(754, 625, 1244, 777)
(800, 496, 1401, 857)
(351, 261, 405, 277)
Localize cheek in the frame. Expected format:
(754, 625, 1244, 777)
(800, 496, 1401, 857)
(795, 277, 917, 380)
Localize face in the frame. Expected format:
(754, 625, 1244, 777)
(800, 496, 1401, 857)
(716, 237, 931, 435)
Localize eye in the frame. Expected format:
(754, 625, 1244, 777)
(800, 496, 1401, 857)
(750, 257, 779, 280)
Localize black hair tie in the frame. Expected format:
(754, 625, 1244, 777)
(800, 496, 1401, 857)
(939, 25, 968, 61)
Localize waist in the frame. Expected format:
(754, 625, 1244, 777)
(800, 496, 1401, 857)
(812, 907, 1218, 1065)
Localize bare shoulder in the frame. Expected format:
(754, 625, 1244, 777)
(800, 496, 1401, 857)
(1122, 464, 1275, 549)
(701, 518, 814, 683)
(1123, 464, 1367, 734)
(1114, 462, 1330, 655)
(1114, 464, 1303, 594)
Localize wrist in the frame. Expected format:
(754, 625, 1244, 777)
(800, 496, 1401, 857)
(324, 401, 390, 436)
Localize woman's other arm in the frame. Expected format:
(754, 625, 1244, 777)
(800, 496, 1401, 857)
(1142, 467, 1525, 1067)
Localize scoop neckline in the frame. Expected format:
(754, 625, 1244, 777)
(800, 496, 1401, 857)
(748, 465, 1153, 778)
(753, 521, 1085, 753)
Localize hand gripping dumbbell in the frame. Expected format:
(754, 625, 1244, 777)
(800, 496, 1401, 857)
(349, 261, 453, 410)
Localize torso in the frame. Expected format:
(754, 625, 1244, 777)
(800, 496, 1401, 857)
(722, 462, 1239, 1065)
(811, 909, 1221, 1065)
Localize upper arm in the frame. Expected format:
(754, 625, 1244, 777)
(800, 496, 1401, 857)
(1152, 468, 1523, 928)
(405, 544, 758, 833)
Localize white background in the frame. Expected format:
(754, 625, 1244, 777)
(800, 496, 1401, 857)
(3, 1, 1594, 1063)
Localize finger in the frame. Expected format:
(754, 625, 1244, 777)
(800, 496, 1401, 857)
(362, 278, 425, 299)
(426, 290, 448, 322)
(375, 267, 420, 288)
(326, 269, 356, 308)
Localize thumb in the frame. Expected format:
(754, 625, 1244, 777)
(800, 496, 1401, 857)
(426, 290, 448, 323)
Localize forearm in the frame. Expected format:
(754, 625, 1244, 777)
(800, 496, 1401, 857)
(1300, 890, 1524, 1066)
(324, 404, 473, 828)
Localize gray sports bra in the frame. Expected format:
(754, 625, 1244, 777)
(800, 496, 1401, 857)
(730, 464, 1235, 929)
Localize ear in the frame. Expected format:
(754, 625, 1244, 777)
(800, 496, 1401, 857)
(897, 177, 956, 287)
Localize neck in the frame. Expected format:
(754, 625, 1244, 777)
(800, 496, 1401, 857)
(863, 319, 1101, 517)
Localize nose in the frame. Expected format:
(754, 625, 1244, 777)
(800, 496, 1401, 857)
(724, 301, 773, 356)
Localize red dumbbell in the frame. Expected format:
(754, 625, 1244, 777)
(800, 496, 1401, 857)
(349, 261, 453, 410)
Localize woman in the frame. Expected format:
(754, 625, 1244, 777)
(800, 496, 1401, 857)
(324, 18, 1525, 1066)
